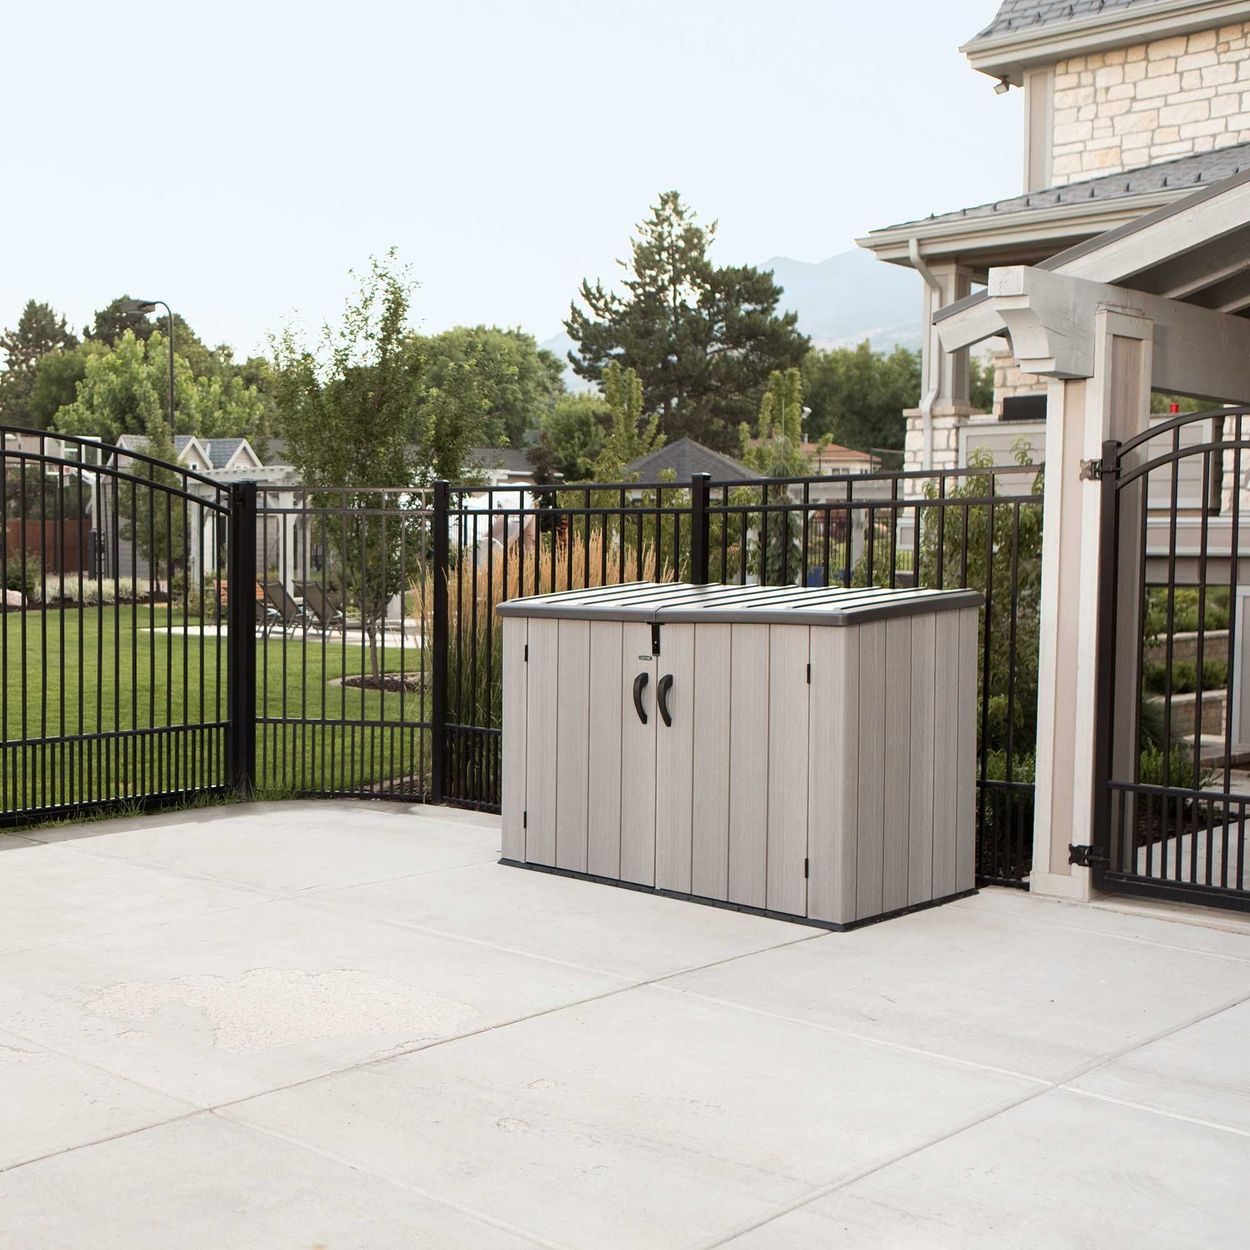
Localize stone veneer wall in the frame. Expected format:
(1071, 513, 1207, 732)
(1051, 23, 1250, 185)
(990, 342, 1047, 418)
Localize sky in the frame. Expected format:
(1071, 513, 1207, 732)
(2, 0, 1021, 359)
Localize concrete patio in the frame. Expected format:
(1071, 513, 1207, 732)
(2, 800, 1250, 1248)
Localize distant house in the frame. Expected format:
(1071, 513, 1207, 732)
(113, 433, 271, 480)
(745, 437, 881, 476)
(624, 437, 756, 483)
(469, 446, 553, 488)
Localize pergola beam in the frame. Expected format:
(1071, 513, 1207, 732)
(935, 265, 1250, 401)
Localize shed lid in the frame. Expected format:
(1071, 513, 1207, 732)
(495, 582, 983, 625)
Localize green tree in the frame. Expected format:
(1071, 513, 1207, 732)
(54, 330, 266, 444)
(27, 342, 102, 429)
(593, 363, 662, 481)
(0, 300, 79, 426)
(417, 326, 563, 448)
(801, 341, 920, 453)
(271, 253, 489, 674)
(566, 191, 809, 451)
(537, 394, 612, 481)
(743, 368, 808, 582)
(125, 408, 185, 579)
(970, 354, 995, 412)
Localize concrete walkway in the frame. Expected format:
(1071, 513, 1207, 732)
(2, 800, 1249, 1248)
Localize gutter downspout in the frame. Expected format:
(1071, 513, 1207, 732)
(909, 237, 941, 472)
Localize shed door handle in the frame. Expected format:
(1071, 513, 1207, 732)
(657, 673, 674, 727)
(632, 671, 649, 724)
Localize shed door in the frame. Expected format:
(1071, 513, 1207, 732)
(767, 625, 810, 916)
(728, 624, 770, 908)
(619, 622, 658, 886)
(523, 618, 559, 866)
(655, 624, 695, 894)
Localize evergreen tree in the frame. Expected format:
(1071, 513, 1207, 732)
(0, 301, 79, 426)
(566, 192, 808, 452)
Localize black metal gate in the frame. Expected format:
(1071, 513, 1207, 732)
(0, 428, 248, 823)
(3, 430, 1043, 889)
(1093, 406, 1250, 912)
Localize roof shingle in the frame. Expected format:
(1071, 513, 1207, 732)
(878, 140, 1250, 233)
(625, 437, 756, 483)
(975, 0, 1147, 40)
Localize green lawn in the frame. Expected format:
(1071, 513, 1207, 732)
(1, 608, 430, 814)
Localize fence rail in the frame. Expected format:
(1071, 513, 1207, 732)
(1, 427, 1042, 887)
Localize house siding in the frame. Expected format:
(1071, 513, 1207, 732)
(1051, 23, 1250, 185)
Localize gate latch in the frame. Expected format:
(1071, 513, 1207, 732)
(1068, 843, 1110, 868)
(1079, 458, 1115, 482)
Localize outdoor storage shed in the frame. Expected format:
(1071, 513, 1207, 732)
(497, 582, 983, 928)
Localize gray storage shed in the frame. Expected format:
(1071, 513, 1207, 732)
(497, 582, 983, 928)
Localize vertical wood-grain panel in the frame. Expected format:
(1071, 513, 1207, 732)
(907, 612, 937, 905)
(808, 627, 858, 925)
(524, 618, 559, 866)
(931, 609, 961, 897)
(691, 624, 732, 900)
(656, 624, 695, 894)
(956, 606, 980, 892)
(500, 617, 527, 861)
(728, 624, 769, 908)
(619, 622, 657, 886)
(587, 620, 624, 878)
(555, 619, 590, 873)
(855, 621, 886, 922)
(882, 617, 912, 914)
(767, 626, 809, 916)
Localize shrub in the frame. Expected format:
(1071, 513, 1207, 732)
(1143, 658, 1228, 695)
(3, 549, 43, 602)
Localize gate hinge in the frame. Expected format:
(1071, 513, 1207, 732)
(1068, 843, 1109, 868)
(1079, 458, 1116, 482)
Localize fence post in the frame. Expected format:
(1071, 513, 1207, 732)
(227, 480, 257, 799)
(690, 472, 711, 584)
(431, 480, 450, 803)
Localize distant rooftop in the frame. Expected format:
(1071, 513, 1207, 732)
(625, 437, 756, 483)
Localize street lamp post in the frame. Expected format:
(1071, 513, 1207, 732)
(118, 297, 175, 434)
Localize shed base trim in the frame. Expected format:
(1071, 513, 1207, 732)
(498, 859, 978, 931)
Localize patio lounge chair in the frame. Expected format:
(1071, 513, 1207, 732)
(297, 581, 350, 636)
(261, 581, 310, 636)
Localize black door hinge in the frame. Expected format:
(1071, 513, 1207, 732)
(523, 643, 528, 661)
(523, 809, 528, 829)
(1068, 843, 1109, 868)
(804, 857, 810, 879)
(805, 663, 811, 684)
(1079, 459, 1116, 482)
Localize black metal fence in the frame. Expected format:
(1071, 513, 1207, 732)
(1093, 406, 1250, 912)
(439, 464, 1044, 885)
(1, 428, 1042, 887)
(0, 429, 233, 822)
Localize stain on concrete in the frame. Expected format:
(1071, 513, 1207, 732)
(84, 968, 479, 1054)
